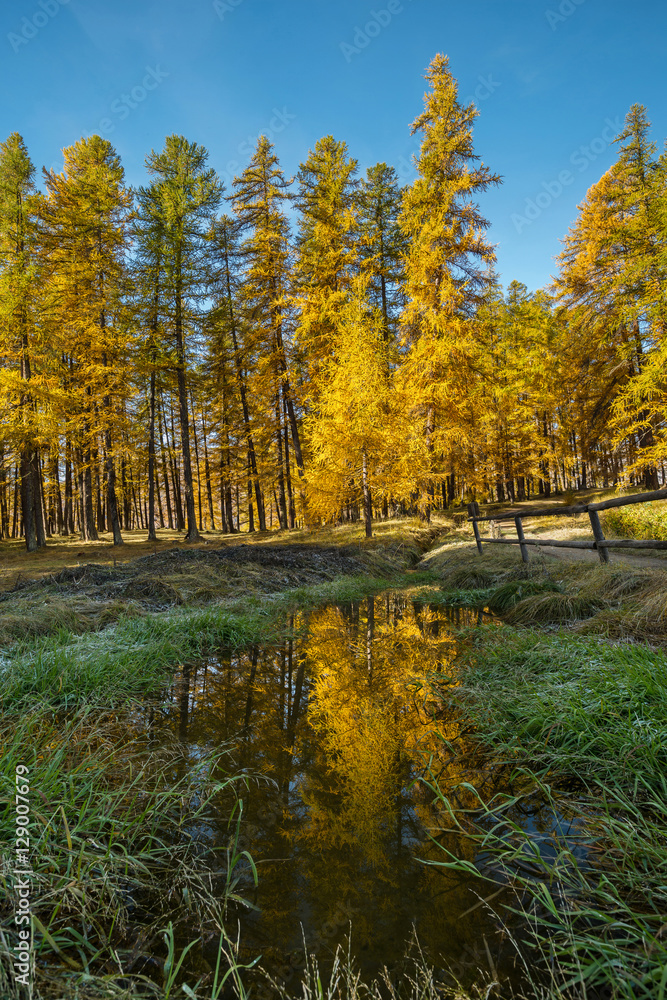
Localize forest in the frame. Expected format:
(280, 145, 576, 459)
(1, 53, 666, 551)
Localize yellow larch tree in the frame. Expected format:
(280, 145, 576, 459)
(39, 135, 132, 543)
(396, 54, 501, 517)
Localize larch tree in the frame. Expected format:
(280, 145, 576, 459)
(293, 136, 359, 407)
(0, 133, 45, 550)
(133, 182, 169, 542)
(357, 163, 407, 343)
(609, 106, 667, 484)
(306, 278, 391, 538)
(39, 135, 132, 544)
(556, 106, 667, 489)
(144, 135, 223, 542)
(233, 136, 302, 529)
(208, 214, 265, 531)
(397, 54, 501, 518)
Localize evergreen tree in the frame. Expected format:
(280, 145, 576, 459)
(0, 133, 45, 550)
(397, 54, 501, 516)
(40, 135, 132, 543)
(144, 135, 223, 541)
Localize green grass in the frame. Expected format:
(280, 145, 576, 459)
(485, 579, 563, 613)
(0, 710, 259, 999)
(449, 628, 667, 787)
(0, 573, 403, 713)
(427, 625, 667, 999)
(602, 499, 667, 541)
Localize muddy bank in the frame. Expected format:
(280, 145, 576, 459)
(0, 528, 443, 647)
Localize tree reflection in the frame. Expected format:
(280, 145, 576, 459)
(129, 596, 514, 982)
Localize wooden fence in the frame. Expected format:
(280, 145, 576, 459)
(467, 487, 667, 564)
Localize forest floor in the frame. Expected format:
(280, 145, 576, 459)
(0, 518, 445, 648)
(1, 492, 666, 647)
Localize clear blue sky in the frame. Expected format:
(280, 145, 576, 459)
(2, 0, 665, 291)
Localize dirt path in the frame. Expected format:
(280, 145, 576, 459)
(539, 545, 667, 570)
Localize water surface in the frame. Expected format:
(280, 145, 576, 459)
(135, 593, 583, 994)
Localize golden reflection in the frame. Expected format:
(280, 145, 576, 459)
(128, 595, 518, 982)
(301, 597, 459, 863)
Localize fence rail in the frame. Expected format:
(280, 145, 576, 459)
(466, 487, 667, 564)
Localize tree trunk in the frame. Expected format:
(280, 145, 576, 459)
(275, 396, 288, 530)
(0, 447, 8, 539)
(362, 448, 373, 538)
(225, 267, 265, 530)
(168, 399, 185, 529)
(189, 390, 204, 531)
(247, 461, 255, 533)
(174, 267, 200, 542)
(201, 405, 216, 530)
(105, 431, 124, 545)
(20, 450, 38, 551)
(157, 397, 174, 529)
(283, 394, 295, 529)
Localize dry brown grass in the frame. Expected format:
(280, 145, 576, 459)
(0, 518, 449, 592)
(0, 518, 454, 649)
(0, 595, 142, 646)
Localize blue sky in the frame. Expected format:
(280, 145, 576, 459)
(2, 0, 665, 291)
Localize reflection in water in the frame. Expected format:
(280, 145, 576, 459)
(134, 595, 578, 993)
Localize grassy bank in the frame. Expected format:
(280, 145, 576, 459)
(1, 711, 259, 999)
(425, 624, 667, 999)
(0, 572, 406, 712)
(423, 536, 667, 643)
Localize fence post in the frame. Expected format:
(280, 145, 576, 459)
(588, 509, 610, 564)
(468, 502, 483, 555)
(514, 516, 530, 563)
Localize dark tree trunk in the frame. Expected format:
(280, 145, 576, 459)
(174, 267, 200, 542)
(105, 431, 124, 545)
(147, 367, 157, 541)
(247, 462, 255, 533)
(157, 397, 174, 529)
(225, 267, 265, 530)
(276, 396, 288, 530)
(20, 450, 38, 551)
(362, 448, 372, 538)
(201, 407, 216, 530)
(283, 395, 295, 529)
